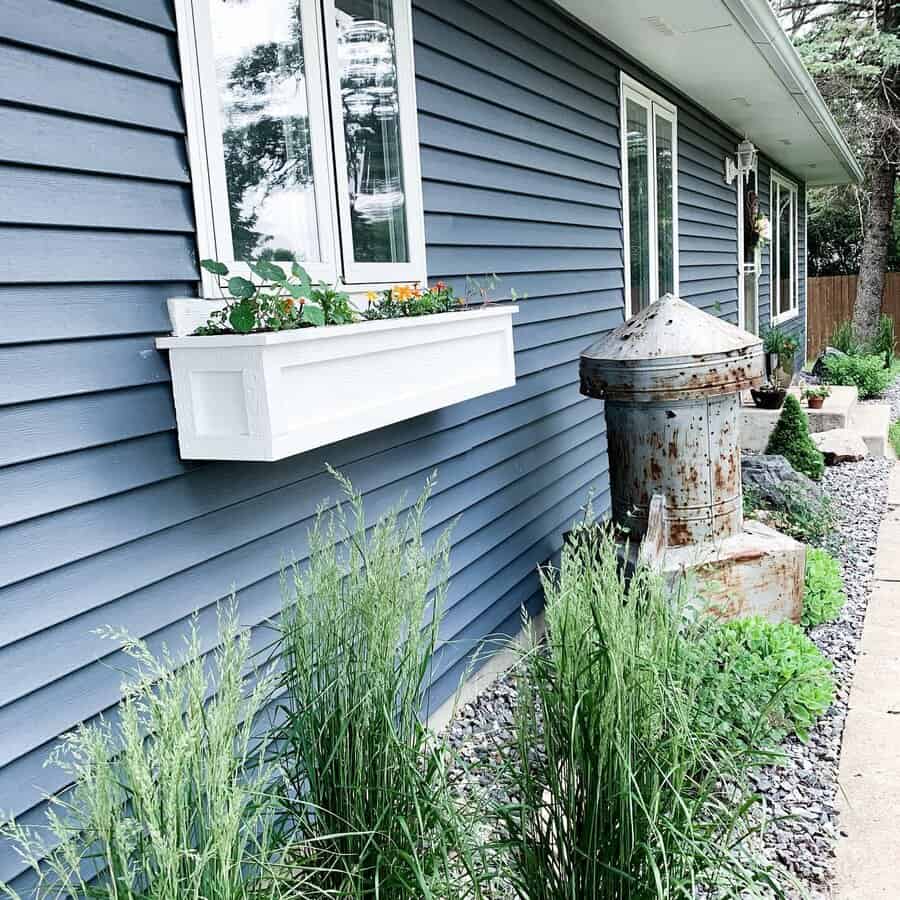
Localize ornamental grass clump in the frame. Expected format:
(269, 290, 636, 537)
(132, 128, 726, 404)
(274, 469, 482, 899)
(803, 547, 845, 628)
(496, 521, 787, 899)
(0, 605, 298, 900)
(765, 394, 825, 480)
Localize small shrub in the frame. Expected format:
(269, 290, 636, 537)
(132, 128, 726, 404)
(830, 320, 864, 356)
(496, 522, 788, 898)
(824, 352, 892, 398)
(695, 617, 835, 748)
(803, 547, 845, 627)
(275, 470, 481, 899)
(765, 394, 825, 480)
(873, 313, 896, 368)
(743, 482, 835, 545)
(0, 605, 296, 900)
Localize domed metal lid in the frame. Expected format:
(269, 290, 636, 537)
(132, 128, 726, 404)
(580, 294, 764, 402)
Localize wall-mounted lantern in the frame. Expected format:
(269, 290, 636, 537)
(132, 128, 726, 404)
(725, 138, 758, 184)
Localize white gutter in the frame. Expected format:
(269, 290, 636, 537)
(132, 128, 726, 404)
(722, 0, 863, 185)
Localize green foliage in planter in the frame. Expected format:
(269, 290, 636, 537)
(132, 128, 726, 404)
(803, 547, 845, 628)
(197, 257, 350, 333)
(495, 520, 789, 899)
(743, 483, 835, 545)
(823, 352, 893, 398)
(694, 617, 835, 748)
(764, 394, 825, 480)
(274, 469, 482, 899)
(0, 606, 299, 900)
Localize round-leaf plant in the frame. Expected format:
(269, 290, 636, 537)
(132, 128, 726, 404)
(803, 547, 845, 627)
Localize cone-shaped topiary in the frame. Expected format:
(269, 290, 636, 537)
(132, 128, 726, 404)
(765, 394, 825, 480)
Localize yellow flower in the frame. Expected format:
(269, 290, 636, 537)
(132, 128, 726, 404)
(366, 291, 378, 304)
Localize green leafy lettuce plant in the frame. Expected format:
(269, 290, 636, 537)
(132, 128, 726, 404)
(274, 470, 482, 899)
(495, 521, 790, 899)
(196, 257, 354, 334)
(0, 605, 301, 900)
(765, 394, 826, 480)
(803, 547, 845, 627)
(695, 616, 835, 748)
(823, 352, 893, 397)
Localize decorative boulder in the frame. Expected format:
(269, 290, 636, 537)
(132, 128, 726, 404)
(811, 346, 848, 380)
(741, 453, 823, 510)
(811, 428, 869, 465)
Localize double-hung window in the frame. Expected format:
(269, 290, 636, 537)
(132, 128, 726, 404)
(770, 172, 798, 323)
(620, 74, 678, 317)
(174, 0, 426, 295)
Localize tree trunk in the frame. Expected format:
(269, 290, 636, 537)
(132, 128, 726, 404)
(853, 158, 897, 343)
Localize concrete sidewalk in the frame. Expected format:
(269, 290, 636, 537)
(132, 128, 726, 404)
(833, 465, 900, 899)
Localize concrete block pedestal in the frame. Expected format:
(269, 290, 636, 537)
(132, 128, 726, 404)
(656, 519, 805, 623)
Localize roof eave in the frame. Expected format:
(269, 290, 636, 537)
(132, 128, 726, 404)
(722, 0, 864, 185)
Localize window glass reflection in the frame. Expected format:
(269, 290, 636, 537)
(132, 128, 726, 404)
(335, 0, 409, 263)
(627, 98, 650, 313)
(210, 0, 320, 263)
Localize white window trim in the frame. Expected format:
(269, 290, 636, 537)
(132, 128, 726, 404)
(173, 0, 427, 299)
(770, 170, 799, 326)
(620, 73, 679, 319)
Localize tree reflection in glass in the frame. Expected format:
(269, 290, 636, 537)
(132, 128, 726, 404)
(335, 0, 409, 263)
(210, 0, 320, 263)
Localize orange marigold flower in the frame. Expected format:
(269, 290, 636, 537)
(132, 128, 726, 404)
(392, 285, 414, 302)
(281, 298, 294, 313)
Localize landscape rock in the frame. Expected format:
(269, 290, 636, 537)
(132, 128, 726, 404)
(741, 453, 823, 507)
(812, 347, 848, 380)
(811, 428, 869, 465)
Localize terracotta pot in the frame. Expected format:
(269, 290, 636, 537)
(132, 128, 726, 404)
(807, 395, 825, 410)
(750, 387, 787, 410)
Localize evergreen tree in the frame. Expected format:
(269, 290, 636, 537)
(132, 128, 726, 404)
(765, 394, 826, 480)
(772, 1, 900, 341)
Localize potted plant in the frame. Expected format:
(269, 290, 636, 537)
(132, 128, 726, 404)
(803, 385, 831, 410)
(750, 380, 787, 410)
(157, 260, 519, 462)
(762, 326, 799, 385)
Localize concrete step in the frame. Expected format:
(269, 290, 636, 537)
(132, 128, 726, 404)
(849, 402, 892, 458)
(740, 385, 859, 453)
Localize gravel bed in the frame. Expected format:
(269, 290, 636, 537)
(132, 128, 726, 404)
(860, 373, 900, 420)
(753, 455, 891, 897)
(443, 456, 893, 899)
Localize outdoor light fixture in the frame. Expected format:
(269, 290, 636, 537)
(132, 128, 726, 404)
(725, 138, 758, 184)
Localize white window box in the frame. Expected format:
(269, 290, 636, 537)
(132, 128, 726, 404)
(156, 303, 518, 462)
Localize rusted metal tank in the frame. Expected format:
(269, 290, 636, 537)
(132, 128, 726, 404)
(580, 294, 764, 546)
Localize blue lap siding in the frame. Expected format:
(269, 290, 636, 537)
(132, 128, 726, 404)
(0, 0, 805, 888)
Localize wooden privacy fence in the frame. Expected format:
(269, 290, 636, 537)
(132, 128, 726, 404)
(807, 273, 900, 358)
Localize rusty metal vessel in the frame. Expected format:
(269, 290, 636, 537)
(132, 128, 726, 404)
(580, 294, 764, 546)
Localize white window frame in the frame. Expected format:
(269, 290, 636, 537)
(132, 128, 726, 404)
(173, 0, 427, 298)
(770, 170, 799, 325)
(620, 73, 679, 319)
